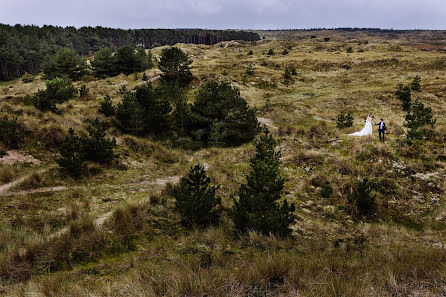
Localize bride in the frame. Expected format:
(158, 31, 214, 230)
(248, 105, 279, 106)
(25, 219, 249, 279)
(348, 114, 373, 136)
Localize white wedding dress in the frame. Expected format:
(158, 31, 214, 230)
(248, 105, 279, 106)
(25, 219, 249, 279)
(348, 116, 373, 136)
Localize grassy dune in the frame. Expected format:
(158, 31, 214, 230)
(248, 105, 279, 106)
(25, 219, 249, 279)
(0, 32, 445, 296)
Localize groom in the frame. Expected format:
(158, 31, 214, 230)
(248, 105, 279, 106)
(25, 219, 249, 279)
(375, 119, 386, 141)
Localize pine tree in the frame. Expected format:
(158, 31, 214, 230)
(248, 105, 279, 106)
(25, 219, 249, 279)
(411, 75, 421, 91)
(115, 45, 140, 75)
(42, 48, 87, 81)
(91, 47, 117, 78)
(405, 99, 436, 141)
(396, 84, 411, 111)
(173, 164, 221, 228)
(57, 128, 87, 178)
(82, 118, 117, 164)
(158, 47, 193, 86)
(98, 94, 115, 117)
(190, 81, 259, 146)
(115, 92, 146, 135)
(233, 128, 295, 236)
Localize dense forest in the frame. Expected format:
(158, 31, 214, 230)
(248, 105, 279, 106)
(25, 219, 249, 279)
(0, 24, 259, 80)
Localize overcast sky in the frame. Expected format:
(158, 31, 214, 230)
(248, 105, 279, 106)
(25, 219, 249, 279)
(2, 0, 446, 30)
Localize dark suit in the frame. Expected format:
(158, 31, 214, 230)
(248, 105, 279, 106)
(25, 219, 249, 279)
(375, 122, 386, 141)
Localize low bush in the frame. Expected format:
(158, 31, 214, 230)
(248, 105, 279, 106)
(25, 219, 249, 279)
(79, 85, 89, 98)
(21, 72, 34, 83)
(30, 77, 78, 113)
(245, 64, 255, 76)
(348, 178, 376, 216)
(0, 115, 22, 148)
(336, 111, 354, 128)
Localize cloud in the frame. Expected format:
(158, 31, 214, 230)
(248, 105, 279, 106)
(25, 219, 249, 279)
(1, 0, 446, 29)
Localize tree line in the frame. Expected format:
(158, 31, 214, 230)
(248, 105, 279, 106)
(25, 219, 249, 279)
(0, 24, 260, 80)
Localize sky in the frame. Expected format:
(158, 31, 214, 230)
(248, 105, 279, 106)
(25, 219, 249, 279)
(1, 0, 446, 30)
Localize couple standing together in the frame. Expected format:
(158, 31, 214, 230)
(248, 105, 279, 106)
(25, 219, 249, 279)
(348, 114, 387, 141)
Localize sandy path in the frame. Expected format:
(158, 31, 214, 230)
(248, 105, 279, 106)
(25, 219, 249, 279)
(257, 117, 278, 130)
(0, 168, 49, 195)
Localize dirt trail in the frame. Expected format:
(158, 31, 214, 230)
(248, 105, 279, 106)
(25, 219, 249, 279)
(257, 117, 278, 130)
(46, 172, 183, 241)
(4, 186, 66, 197)
(0, 168, 47, 195)
(0, 150, 41, 165)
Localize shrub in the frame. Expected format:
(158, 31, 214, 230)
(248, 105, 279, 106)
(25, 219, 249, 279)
(283, 67, 291, 80)
(405, 99, 436, 141)
(267, 49, 275, 56)
(320, 182, 333, 198)
(411, 75, 421, 91)
(83, 118, 117, 164)
(282, 49, 289, 55)
(21, 72, 34, 83)
(233, 128, 295, 236)
(396, 84, 411, 111)
(190, 81, 260, 146)
(31, 77, 78, 112)
(142, 72, 148, 81)
(348, 178, 376, 216)
(346, 47, 353, 53)
(79, 85, 89, 98)
(173, 164, 221, 228)
(324, 37, 331, 42)
(42, 48, 87, 80)
(98, 94, 115, 116)
(290, 66, 297, 76)
(57, 128, 87, 178)
(336, 111, 354, 128)
(158, 47, 193, 86)
(245, 64, 255, 76)
(0, 115, 22, 148)
(248, 50, 254, 55)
